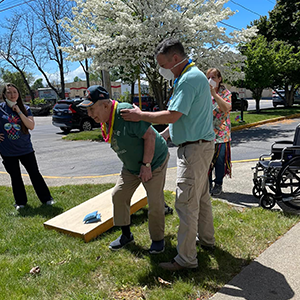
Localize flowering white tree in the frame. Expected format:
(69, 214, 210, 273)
(62, 0, 256, 106)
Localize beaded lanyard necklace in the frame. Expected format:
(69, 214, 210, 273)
(101, 100, 118, 144)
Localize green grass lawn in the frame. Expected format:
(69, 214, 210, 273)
(63, 106, 300, 142)
(1, 184, 299, 299)
(230, 106, 300, 127)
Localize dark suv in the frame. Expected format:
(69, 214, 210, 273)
(231, 92, 248, 111)
(52, 98, 100, 133)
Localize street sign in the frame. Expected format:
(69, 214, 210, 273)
(239, 88, 246, 99)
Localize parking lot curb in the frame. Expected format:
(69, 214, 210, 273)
(231, 113, 300, 132)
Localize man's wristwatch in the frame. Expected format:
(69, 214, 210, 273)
(141, 162, 151, 168)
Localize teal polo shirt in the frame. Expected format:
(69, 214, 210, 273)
(111, 102, 168, 175)
(168, 65, 215, 145)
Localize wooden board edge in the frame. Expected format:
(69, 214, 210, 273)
(84, 196, 147, 242)
(130, 196, 148, 214)
(83, 219, 114, 243)
(43, 196, 148, 243)
(44, 223, 85, 240)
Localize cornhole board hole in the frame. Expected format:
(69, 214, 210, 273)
(44, 184, 147, 242)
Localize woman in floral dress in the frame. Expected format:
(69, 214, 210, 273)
(206, 68, 232, 196)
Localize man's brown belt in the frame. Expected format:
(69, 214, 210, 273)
(179, 139, 210, 147)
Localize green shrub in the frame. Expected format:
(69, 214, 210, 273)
(30, 98, 47, 105)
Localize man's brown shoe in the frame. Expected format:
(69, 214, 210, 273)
(159, 260, 185, 271)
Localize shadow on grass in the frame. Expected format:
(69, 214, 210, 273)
(96, 204, 253, 295)
(214, 192, 259, 208)
(132, 243, 251, 295)
(17, 204, 64, 218)
(91, 207, 153, 245)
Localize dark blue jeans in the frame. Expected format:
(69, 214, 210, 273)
(1, 151, 52, 206)
(209, 143, 226, 186)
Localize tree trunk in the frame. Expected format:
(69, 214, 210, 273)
(85, 58, 90, 88)
(251, 87, 263, 113)
(101, 70, 112, 97)
(255, 99, 260, 112)
(149, 79, 164, 110)
(131, 82, 135, 103)
(59, 68, 65, 99)
(14, 70, 34, 102)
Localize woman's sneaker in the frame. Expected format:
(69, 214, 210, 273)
(14, 204, 25, 210)
(109, 233, 134, 251)
(211, 184, 222, 196)
(46, 199, 55, 205)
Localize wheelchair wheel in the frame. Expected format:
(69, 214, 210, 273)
(252, 185, 263, 199)
(276, 157, 300, 211)
(259, 193, 275, 209)
(277, 197, 300, 214)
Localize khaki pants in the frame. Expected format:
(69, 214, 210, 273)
(112, 153, 169, 241)
(174, 141, 215, 268)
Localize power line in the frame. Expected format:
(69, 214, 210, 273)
(229, 0, 261, 17)
(219, 21, 241, 31)
(266, 0, 275, 4)
(220, 0, 276, 33)
(0, 0, 35, 13)
(0, 0, 24, 9)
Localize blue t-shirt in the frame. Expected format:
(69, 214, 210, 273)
(168, 65, 215, 145)
(0, 102, 33, 157)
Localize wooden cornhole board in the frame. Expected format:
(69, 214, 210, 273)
(44, 184, 147, 242)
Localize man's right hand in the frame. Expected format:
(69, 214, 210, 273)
(120, 104, 142, 122)
(0, 133, 4, 142)
(139, 165, 153, 182)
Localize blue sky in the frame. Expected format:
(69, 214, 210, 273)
(223, 0, 275, 32)
(0, 0, 275, 83)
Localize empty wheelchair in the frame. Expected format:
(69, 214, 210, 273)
(252, 123, 300, 213)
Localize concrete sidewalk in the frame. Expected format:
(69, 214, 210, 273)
(1, 160, 299, 300)
(210, 221, 300, 300)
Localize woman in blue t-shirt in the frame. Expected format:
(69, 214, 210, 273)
(0, 83, 54, 210)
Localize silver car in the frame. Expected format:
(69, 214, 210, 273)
(272, 90, 300, 107)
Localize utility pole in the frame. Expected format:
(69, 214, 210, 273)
(239, 66, 245, 123)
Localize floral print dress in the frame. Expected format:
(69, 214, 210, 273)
(212, 86, 231, 144)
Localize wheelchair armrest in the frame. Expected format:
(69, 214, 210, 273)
(271, 140, 293, 149)
(283, 146, 300, 150)
(271, 141, 294, 160)
(281, 146, 300, 160)
(272, 140, 293, 145)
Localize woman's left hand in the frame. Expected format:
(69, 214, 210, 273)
(210, 84, 217, 97)
(11, 105, 35, 130)
(12, 104, 21, 114)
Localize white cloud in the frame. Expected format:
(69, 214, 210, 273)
(64, 66, 86, 82)
(33, 64, 86, 86)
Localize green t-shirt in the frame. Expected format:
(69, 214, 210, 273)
(111, 102, 168, 175)
(168, 65, 215, 145)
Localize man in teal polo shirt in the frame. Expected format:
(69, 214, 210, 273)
(79, 85, 169, 254)
(121, 38, 215, 270)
